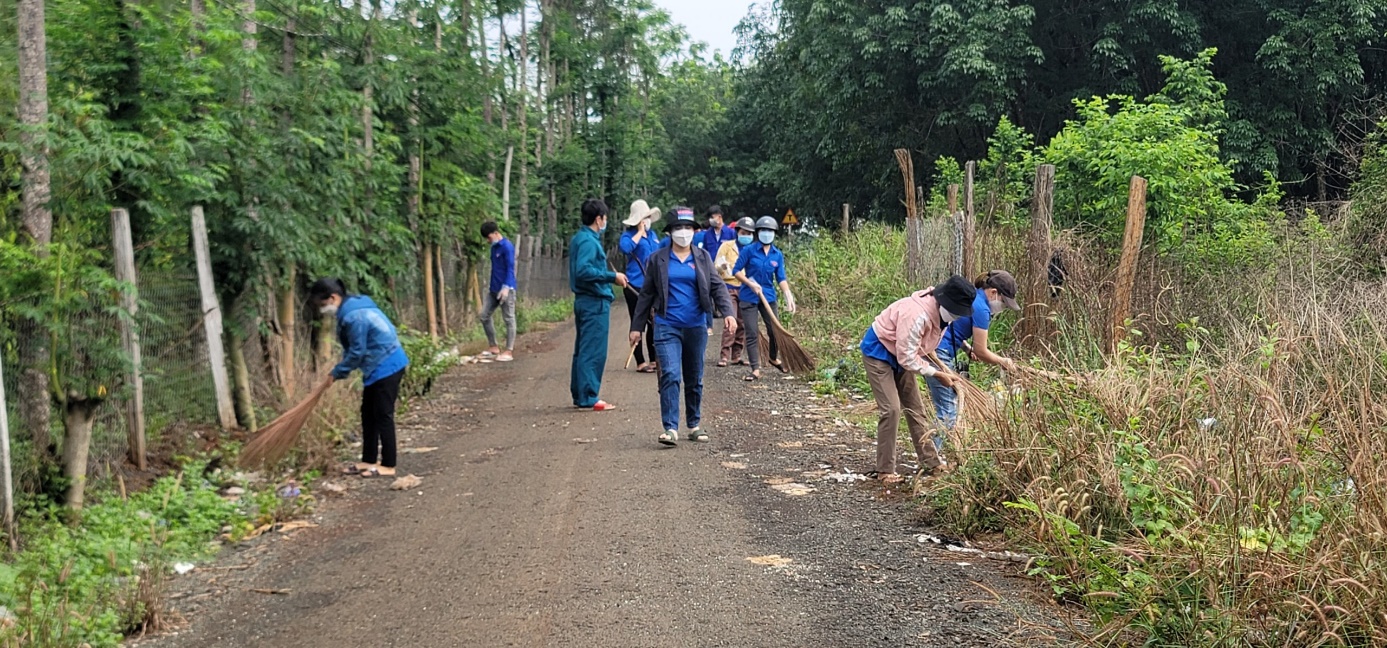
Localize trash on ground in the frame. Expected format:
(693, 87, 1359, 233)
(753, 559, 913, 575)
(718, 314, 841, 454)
(402, 446, 439, 454)
(278, 482, 301, 499)
(573, 438, 598, 444)
(770, 482, 815, 496)
(721, 461, 748, 469)
(173, 562, 196, 575)
(249, 588, 291, 595)
(776, 441, 803, 448)
(390, 474, 423, 490)
(745, 554, 793, 567)
(319, 481, 347, 495)
(824, 472, 868, 483)
(278, 520, 318, 533)
(763, 476, 795, 485)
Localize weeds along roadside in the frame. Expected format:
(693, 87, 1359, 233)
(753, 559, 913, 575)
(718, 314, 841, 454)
(788, 223, 1387, 646)
(0, 296, 573, 647)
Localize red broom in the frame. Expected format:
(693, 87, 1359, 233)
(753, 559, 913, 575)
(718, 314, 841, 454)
(238, 376, 336, 467)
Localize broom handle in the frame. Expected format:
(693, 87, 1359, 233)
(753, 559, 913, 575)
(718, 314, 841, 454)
(757, 293, 786, 329)
(625, 341, 639, 369)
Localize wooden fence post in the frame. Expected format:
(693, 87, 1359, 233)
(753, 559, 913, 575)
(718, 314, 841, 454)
(110, 208, 147, 470)
(946, 184, 961, 275)
(423, 243, 439, 341)
(0, 355, 16, 550)
(1019, 165, 1055, 347)
(841, 203, 850, 234)
(191, 206, 238, 431)
(895, 149, 925, 284)
(963, 161, 977, 278)
(1108, 176, 1148, 355)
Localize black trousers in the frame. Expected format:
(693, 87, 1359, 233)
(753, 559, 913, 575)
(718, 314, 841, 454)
(623, 286, 657, 365)
(740, 298, 779, 370)
(362, 368, 404, 468)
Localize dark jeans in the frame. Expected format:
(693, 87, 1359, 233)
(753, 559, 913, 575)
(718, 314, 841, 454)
(653, 323, 708, 431)
(362, 368, 404, 468)
(623, 286, 657, 365)
(739, 298, 779, 370)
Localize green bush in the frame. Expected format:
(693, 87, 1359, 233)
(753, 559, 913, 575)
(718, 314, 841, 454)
(0, 460, 245, 647)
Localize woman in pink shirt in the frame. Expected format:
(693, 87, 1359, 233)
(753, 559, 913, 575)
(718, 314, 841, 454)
(858, 276, 976, 483)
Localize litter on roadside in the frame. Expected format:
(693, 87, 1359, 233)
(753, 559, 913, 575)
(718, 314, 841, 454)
(745, 554, 793, 567)
(390, 474, 423, 490)
(402, 446, 439, 454)
(173, 562, 196, 575)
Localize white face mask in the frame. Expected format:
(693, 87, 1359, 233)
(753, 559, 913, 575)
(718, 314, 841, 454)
(758, 231, 775, 245)
(989, 298, 1004, 312)
(320, 303, 339, 316)
(939, 306, 957, 324)
(672, 230, 695, 247)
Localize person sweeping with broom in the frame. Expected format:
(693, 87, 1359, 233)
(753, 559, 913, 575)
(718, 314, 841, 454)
(311, 278, 409, 478)
(733, 216, 797, 381)
(630, 207, 737, 446)
(858, 276, 975, 483)
(927, 270, 1022, 457)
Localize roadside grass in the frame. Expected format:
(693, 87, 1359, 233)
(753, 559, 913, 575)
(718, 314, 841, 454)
(789, 223, 1387, 646)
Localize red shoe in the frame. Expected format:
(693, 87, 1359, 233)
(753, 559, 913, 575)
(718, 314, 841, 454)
(590, 400, 617, 412)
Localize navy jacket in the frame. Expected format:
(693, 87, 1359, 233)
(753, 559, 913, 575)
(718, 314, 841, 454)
(630, 247, 735, 333)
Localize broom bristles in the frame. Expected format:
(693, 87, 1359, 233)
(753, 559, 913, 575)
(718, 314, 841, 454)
(238, 376, 336, 467)
(754, 295, 816, 373)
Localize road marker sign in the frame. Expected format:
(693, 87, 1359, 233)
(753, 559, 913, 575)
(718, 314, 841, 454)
(781, 209, 799, 226)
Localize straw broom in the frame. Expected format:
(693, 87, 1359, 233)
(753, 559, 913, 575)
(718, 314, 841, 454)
(926, 352, 1000, 425)
(238, 376, 336, 467)
(753, 294, 815, 373)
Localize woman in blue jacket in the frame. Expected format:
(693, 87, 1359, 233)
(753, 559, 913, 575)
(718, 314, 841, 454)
(619, 200, 661, 372)
(311, 278, 410, 478)
(630, 207, 737, 446)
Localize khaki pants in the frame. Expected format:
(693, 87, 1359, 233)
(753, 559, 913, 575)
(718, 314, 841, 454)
(864, 355, 942, 475)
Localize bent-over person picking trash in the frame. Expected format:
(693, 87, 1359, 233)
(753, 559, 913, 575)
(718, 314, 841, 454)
(858, 275, 975, 484)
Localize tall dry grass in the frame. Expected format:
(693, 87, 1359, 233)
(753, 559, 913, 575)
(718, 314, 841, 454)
(934, 221, 1387, 645)
(791, 218, 1387, 645)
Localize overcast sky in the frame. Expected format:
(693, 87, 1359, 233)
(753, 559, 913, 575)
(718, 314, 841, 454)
(656, 0, 756, 57)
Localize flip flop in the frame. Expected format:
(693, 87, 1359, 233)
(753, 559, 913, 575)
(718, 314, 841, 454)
(359, 467, 381, 478)
(716, 360, 728, 367)
(771, 360, 790, 374)
(591, 401, 617, 412)
(658, 430, 678, 446)
(341, 463, 366, 475)
(743, 371, 761, 382)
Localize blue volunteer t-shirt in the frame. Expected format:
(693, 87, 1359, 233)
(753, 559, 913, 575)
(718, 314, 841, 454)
(937, 290, 992, 361)
(859, 326, 899, 372)
(655, 250, 704, 329)
(489, 237, 517, 293)
(732, 244, 788, 304)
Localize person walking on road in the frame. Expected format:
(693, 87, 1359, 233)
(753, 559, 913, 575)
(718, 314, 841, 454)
(630, 207, 737, 446)
(858, 275, 976, 483)
(619, 200, 662, 373)
(480, 221, 518, 362)
(928, 271, 1022, 455)
(569, 199, 629, 411)
(733, 216, 797, 381)
(700, 205, 736, 335)
(311, 277, 410, 478)
(714, 216, 755, 366)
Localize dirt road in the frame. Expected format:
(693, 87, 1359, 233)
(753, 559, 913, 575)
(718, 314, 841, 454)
(148, 309, 1070, 647)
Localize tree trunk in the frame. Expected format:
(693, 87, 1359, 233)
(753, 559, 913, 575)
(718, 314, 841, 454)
(17, 0, 53, 454)
(423, 243, 438, 341)
(362, 2, 379, 219)
(226, 327, 258, 431)
(517, 1, 530, 249)
(502, 145, 514, 220)
(435, 243, 449, 335)
(278, 270, 296, 398)
(61, 396, 101, 511)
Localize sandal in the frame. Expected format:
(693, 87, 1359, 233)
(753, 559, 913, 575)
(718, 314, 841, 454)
(743, 370, 762, 382)
(771, 360, 790, 374)
(341, 463, 368, 475)
(688, 428, 709, 442)
(716, 359, 728, 368)
(638, 363, 657, 374)
(878, 473, 904, 484)
(359, 467, 381, 478)
(658, 430, 678, 447)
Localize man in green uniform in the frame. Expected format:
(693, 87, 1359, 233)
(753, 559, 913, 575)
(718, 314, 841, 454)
(569, 198, 628, 411)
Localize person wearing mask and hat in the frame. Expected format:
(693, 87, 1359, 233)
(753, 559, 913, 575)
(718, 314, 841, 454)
(858, 275, 976, 483)
(699, 205, 737, 335)
(733, 216, 797, 381)
(569, 199, 629, 412)
(928, 270, 1022, 453)
(619, 200, 662, 373)
(714, 217, 755, 366)
(630, 207, 737, 446)
(310, 278, 410, 478)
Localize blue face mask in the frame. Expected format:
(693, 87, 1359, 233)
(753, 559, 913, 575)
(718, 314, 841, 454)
(597, 218, 607, 234)
(758, 231, 775, 245)
(737, 234, 753, 246)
